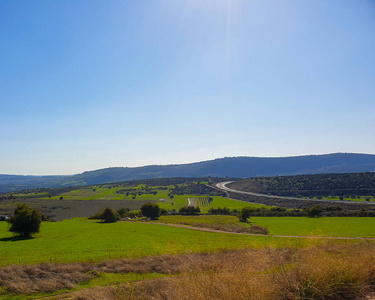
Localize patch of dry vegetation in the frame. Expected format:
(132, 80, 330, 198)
(0, 249, 285, 295)
(0, 262, 94, 294)
(163, 221, 269, 234)
(73, 242, 375, 300)
(1, 242, 375, 299)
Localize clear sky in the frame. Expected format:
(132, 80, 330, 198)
(1, 0, 375, 175)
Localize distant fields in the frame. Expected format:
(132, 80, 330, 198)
(1, 183, 271, 220)
(51, 185, 269, 211)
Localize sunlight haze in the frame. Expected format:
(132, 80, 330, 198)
(1, 0, 374, 175)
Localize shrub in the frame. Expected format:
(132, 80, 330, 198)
(208, 207, 230, 215)
(128, 210, 142, 218)
(248, 225, 269, 235)
(140, 203, 161, 220)
(89, 207, 119, 223)
(304, 205, 323, 218)
(117, 207, 130, 218)
(160, 208, 168, 216)
(7, 204, 42, 238)
(178, 206, 200, 215)
(238, 207, 253, 222)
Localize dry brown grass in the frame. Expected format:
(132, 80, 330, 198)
(1, 242, 375, 299)
(71, 242, 375, 300)
(0, 248, 289, 295)
(175, 222, 269, 234)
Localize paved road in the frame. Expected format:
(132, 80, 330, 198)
(216, 181, 375, 205)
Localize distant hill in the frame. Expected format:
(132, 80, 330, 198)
(1, 153, 375, 193)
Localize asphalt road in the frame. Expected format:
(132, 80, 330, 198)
(216, 181, 375, 205)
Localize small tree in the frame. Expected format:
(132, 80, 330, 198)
(239, 207, 252, 223)
(89, 207, 119, 223)
(117, 207, 130, 218)
(304, 205, 323, 218)
(178, 206, 200, 215)
(141, 202, 161, 220)
(101, 207, 119, 223)
(7, 204, 42, 238)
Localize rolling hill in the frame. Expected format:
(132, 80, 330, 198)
(1, 153, 375, 193)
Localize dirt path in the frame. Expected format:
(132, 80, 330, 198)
(132, 221, 375, 240)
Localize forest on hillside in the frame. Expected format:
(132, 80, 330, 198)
(233, 172, 375, 197)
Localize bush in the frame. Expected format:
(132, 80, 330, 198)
(117, 207, 130, 218)
(178, 206, 200, 215)
(248, 225, 269, 235)
(140, 203, 161, 220)
(7, 204, 42, 238)
(304, 205, 323, 218)
(89, 207, 119, 223)
(160, 208, 168, 216)
(238, 207, 253, 222)
(208, 207, 230, 215)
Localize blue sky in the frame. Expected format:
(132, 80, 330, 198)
(1, 0, 375, 175)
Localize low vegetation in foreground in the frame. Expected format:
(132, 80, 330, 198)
(1, 242, 375, 299)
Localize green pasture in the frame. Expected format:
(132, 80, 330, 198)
(33, 184, 172, 201)
(0, 218, 324, 267)
(251, 217, 375, 237)
(156, 215, 375, 238)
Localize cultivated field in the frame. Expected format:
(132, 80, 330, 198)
(0, 181, 270, 220)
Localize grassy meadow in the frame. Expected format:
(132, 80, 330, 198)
(156, 215, 375, 237)
(0, 218, 313, 267)
(1, 216, 375, 267)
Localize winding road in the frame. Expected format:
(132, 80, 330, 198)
(216, 181, 375, 205)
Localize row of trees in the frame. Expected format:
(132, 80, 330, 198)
(89, 203, 203, 222)
(89, 203, 162, 223)
(7, 201, 374, 239)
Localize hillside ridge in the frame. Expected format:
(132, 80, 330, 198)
(1, 153, 375, 193)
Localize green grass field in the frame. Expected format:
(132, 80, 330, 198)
(0, 218, 313, 267)
(43, 185, 171, 201)
(251, 217, 375, 237)
(157, 215, 375, 238)
(1, 216, 374, 267)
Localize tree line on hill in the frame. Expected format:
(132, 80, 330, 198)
(233, 172, 375, 198)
